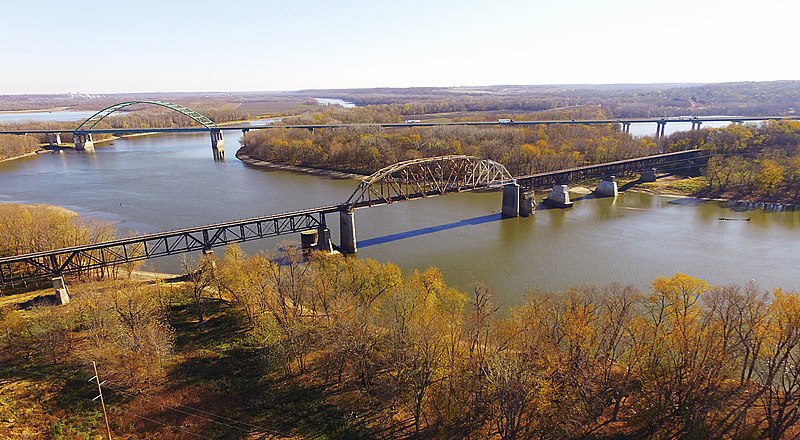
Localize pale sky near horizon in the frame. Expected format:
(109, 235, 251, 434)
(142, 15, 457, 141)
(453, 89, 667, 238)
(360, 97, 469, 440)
(2, 0, 797, 94)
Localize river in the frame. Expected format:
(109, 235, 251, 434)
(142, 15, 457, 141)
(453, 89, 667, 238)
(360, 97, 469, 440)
(627, 118, 735, 137)
(1, 131, 798, 305)
(0, 110, 98, 124)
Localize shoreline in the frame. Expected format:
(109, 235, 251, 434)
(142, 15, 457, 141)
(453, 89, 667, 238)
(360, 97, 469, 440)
(0, 107, 70, 114)
(0, 151, 41, 163)
(235, 150, 366, 180)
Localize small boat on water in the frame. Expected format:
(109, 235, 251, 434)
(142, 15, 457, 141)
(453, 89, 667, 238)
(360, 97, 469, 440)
(718, 217, 751, 221)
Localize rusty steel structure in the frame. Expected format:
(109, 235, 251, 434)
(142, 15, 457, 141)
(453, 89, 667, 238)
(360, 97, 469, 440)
(517, 149, 709, 189)
(345, 155, 515, 208)
(0, 206, 338, 286)
(1, 150, 708, 286)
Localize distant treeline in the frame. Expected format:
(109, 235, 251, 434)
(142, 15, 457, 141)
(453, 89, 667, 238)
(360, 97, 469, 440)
(296, 80, 800, 118)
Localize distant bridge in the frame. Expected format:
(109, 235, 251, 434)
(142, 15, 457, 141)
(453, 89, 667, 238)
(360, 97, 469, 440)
(1, 101, 228, 160)
(2, 112, 799, 152)
(0, 150, 704, 288)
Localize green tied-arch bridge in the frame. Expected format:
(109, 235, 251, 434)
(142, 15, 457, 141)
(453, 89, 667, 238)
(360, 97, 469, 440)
(71, 100, 226, 160)
(74, 100, 218, 132)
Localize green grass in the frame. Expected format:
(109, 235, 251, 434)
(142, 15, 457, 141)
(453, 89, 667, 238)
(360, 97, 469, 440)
(666, 177, 707, 194)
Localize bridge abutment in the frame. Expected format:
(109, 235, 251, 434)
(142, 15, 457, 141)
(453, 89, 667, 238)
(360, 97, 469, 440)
(595, 175, 618, 197)
(544, 184, 573, 208)
(52, 276, 70, 305)
(74, 133, 94, 151)
(339, 209, 357, 254)
(210, 130, 225, 161)
(501, 183, 521, 218)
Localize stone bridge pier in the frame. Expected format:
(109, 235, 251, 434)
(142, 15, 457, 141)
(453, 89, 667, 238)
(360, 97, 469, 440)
(210, 130, 225, 161)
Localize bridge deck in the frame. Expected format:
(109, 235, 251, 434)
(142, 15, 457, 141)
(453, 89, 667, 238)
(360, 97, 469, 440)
(1, 115, 798, 136)
(0, 149, 709, 286)
(0, 205, 339, 285)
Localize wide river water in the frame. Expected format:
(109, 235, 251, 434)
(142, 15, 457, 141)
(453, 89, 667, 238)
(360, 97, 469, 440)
(1, 130, 798, 305)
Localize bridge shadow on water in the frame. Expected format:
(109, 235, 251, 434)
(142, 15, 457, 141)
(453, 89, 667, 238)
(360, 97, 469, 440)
(359, 213, 504, 248)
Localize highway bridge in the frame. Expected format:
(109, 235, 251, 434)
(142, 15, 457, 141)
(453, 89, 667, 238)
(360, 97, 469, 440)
(0, 100, 798, 155)
(0, 149, 705, 288)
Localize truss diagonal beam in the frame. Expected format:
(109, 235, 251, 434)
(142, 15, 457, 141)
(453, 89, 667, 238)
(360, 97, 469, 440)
(0, 206, 337, 285)
(345, 155, 515, 208)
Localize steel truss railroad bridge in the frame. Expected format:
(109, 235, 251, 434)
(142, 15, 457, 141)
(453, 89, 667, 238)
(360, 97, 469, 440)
(0, 150, 706, 287)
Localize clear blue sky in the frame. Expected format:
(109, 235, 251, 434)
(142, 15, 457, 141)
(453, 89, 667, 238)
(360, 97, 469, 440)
(3, 0, 797, 94)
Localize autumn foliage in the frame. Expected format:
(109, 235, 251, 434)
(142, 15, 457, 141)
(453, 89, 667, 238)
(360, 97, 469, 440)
(206, 247, 800, 438)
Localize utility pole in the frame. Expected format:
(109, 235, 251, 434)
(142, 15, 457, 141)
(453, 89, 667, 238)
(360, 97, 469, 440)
(89, 361, 113, 440)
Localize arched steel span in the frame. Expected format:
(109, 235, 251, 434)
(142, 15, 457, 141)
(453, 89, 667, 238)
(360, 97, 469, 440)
(345, 155, 515, 208)
(74, 101, 218, 132)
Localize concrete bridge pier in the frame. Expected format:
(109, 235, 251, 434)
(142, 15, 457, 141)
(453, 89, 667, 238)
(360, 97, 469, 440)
(655, 121, 667, 138)
(74, 133, 95, 151)
(339, 208, 357, 254)
(691, 121, 702, 130)
(46, 133, 62, 147)
(620, 122, 631, 133)
(595, 175, 618, 197)
(210, 130, 225, 161)
(501, 183, 520, 218)
(316, 226, 334, 252)
(544, 184, 573, 208)
(52, 276, 70, 305)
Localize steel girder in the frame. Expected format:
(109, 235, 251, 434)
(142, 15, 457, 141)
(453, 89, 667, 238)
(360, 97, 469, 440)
(345, 155, 516, 208)
(74, 101, 218, 132)
(0, 207, 336, 285)
(516, 149, 709, 189)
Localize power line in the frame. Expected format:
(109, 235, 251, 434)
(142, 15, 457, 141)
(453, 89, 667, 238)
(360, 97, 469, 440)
(0, 366, 287, 438)
(103, 383, 284, 437)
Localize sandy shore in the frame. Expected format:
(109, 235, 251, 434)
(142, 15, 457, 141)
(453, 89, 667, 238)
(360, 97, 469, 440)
(0, 151, 42, 163)
(236, 150, 366, 180)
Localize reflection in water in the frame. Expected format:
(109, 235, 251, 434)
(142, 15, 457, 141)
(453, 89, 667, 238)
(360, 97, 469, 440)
(0, 132, 799, 305)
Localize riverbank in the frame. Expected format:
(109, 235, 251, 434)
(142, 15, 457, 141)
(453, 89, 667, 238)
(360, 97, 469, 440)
(0, 150, 41, 163)
(236, 150, 366, 179)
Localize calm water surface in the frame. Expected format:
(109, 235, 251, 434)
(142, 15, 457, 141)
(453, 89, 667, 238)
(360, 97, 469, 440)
(0, 110, 98, 124)
(1, 132, 798, 305)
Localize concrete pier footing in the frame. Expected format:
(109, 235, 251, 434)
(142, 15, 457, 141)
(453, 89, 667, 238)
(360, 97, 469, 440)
(52, 276, 70, 305)
(544, 184, 573, 208)
(501, 183, 520, 218)
(74, 133, 94, 151)
(339, 209, 357, 254)
(595, 175, 619, 197)
(210, 130, 225, 161)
